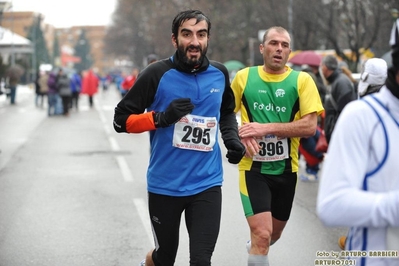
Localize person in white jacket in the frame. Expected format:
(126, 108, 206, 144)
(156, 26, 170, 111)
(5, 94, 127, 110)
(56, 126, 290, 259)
(317, 18, 399, 266)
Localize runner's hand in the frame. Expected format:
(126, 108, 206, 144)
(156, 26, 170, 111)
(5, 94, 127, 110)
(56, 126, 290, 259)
(154, 98, 194, 128)
(225, 140, 245, 164)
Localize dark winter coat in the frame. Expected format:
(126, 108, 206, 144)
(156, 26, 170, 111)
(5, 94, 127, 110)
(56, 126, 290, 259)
(324, 70, 357, 143)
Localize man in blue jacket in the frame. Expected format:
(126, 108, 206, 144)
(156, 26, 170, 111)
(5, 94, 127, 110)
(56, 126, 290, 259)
(113, 9, 245, 266)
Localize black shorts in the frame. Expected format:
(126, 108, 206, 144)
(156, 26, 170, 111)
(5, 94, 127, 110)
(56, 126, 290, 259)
(239, 170, 297, 221)
(149, 186, 221, 266)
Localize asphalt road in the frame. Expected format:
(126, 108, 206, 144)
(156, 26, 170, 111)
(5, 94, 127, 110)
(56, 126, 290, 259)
(0, 84, 346, 266)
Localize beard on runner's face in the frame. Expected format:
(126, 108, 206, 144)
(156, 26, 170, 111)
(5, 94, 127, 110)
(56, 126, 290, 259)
(177, 43, 207, 68)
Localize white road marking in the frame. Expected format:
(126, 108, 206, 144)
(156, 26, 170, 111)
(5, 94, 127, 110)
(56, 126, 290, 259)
(133, 198, 153, 244)
(115, 155, 133, 182)
(103, 124, 111, 135)
(108, 136, 120, 151)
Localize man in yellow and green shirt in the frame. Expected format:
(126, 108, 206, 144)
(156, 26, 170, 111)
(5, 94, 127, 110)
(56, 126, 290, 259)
(231, 26, 324, 266)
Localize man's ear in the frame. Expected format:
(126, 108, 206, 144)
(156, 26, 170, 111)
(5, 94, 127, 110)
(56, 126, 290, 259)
(171, 34, 177, 48)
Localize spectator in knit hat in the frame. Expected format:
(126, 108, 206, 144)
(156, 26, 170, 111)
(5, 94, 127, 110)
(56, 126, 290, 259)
(358, 58, 388, 97)
(321, 55, 357, 143)
(147, 54, 158, 65)
(317, 18, 399, 266)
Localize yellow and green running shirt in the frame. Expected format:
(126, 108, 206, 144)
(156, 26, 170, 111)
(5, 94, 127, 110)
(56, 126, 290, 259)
(231, 65, 324, 175)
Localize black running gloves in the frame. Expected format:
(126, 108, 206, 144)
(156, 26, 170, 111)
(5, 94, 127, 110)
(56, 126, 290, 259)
(154, 98, 195, 128)
(219, 111, 245, 164)
(224, 139, 246, 164)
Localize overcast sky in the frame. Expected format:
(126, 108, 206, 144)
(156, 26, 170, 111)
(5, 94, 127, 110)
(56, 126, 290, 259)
(9, 0, 117, 28)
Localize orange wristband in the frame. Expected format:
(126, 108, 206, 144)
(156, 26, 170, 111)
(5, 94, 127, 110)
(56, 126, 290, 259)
(126, 111, 156, 133)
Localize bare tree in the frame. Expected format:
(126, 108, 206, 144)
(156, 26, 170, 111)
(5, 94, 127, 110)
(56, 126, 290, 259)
(104, 0, 398, 70)
(314, 0, 395, 70)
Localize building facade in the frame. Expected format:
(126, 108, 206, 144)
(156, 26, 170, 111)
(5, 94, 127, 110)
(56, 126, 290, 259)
(0, 11, 113, 75)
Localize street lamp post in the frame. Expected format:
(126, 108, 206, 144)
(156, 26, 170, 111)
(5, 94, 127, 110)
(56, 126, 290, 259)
(248, 37, 258, 66)
(0, 1, 10, 90)
(10, 5, 14, 66)
(392, 8, 399, 21)
(0, 1, 11, 25)
(31, 16, 37, 83)
(0, 1, 11, 41)
(288, 0, 294, 50)
(0, 1, 15, 65)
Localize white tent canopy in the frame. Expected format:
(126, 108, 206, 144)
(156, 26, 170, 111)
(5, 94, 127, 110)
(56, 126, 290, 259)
(0, 26, 33, 56)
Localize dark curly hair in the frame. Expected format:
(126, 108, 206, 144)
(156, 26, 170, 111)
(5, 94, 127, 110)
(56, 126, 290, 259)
(171, 10, 211, 38)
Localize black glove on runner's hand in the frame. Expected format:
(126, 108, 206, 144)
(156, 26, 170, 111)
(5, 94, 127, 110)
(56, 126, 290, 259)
(154, 98, 195, 128)
(225, 139, 245, 164)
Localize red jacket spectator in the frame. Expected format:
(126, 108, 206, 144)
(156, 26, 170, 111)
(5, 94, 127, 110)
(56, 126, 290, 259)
(121, 68, 139, 91)
(81, 70, 99, 96)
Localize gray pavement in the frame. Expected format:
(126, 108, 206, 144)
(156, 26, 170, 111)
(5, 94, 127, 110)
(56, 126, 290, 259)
(0, 84, 346, 266)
